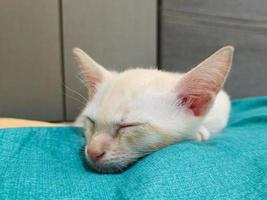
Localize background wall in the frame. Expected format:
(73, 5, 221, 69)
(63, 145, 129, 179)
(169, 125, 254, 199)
(0, 0, 266, 121)
(0, 0, 64, 121)
(0, 0, 157, 121)
(160, 0, 267, 98)
(62, 0, 157, 120)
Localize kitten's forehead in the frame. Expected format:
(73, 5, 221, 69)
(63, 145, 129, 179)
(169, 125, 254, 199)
(87, 69, 180, 123)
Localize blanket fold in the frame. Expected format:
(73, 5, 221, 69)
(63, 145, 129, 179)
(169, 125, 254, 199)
(0, 96, 267, 199)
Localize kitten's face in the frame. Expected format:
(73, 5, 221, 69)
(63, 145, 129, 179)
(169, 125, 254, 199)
(73, 46, 234, 173)
(81, 70, 196, 173)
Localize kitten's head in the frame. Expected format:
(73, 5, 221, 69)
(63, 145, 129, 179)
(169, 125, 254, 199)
(73, 46, 234, 173)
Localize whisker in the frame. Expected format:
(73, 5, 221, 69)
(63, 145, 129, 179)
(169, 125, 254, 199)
(75, 74, 89, 88)
(65, 93, 87, 107)
(115, 164, 124, 172)
(64, 85, 88, 103)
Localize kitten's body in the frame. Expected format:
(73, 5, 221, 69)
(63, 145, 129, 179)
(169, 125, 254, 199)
(74, 46, 234, 173)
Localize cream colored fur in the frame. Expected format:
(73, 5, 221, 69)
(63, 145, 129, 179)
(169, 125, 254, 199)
(73, 46, 234, 173)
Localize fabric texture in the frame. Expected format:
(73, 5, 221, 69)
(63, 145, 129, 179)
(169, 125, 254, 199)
(0, 96, 267, 199)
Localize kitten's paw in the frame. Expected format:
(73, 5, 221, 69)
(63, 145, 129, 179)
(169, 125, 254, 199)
(195, 126, 210, 141)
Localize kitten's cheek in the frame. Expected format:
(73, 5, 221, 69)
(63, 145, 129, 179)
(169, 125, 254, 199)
(84, 145, 91, 162)
(121, 132, 144, 147)
(85, 130, 93, 140)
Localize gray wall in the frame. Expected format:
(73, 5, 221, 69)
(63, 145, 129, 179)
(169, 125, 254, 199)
(1, 0, 266, 121)
(62, 0, 157, 120)
(160, 0, 267, 98)
(0, 0, 157, 121)
(0, 0, 64, 121)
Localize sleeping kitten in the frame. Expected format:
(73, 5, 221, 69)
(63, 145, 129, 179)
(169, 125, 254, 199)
(73, 46, 234, 173)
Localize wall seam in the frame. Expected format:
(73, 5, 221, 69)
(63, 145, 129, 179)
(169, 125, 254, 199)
(58, 0, 67, 121)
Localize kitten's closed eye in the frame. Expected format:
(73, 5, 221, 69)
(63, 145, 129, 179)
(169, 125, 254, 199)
(85, 116, 145, 136)
(84, 117, 95, 135)
(86, 117, 95, 126)
(116, 122, 145, 135)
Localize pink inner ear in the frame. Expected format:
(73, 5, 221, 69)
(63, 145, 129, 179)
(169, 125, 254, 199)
(175, 46, 233, 116)
(176, 74, 219, 117)
(85, 70, 103, 97)
(179, 93, 213, 116)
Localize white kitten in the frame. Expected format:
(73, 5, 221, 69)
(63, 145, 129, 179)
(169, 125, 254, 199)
(73, 46, 233, 173)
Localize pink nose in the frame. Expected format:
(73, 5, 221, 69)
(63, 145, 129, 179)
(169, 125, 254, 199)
(87, 148, 106, 163)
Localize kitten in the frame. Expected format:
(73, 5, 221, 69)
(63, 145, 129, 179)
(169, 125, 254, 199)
(73, 46, 234, 173)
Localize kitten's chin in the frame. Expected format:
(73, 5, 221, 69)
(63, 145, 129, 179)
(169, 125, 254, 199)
(84, 149, 137, 173)
(89, 162, 130, 174)
(84, 155, 130, 173)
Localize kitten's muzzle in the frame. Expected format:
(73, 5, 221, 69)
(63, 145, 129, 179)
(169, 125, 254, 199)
(85, 134, 134, 173)
(86, 134, 112, 163)
(87, 147, 106, 163)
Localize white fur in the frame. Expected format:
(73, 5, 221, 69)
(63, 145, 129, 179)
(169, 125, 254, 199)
(73, 46, 234, 173)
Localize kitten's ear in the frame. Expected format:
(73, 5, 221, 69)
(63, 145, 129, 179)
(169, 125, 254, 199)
(176, 46, 234, 116)
(73, 48, 113, 97)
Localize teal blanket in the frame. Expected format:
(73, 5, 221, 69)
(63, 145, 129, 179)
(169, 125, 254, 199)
(0, 97, 267, 199)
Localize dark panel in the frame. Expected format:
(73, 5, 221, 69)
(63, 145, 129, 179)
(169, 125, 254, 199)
(162, 0, 267, 21)
(160, 0, 267, 98)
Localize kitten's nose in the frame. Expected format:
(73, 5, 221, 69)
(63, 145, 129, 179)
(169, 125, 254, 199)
(87, 148, 106, 163)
